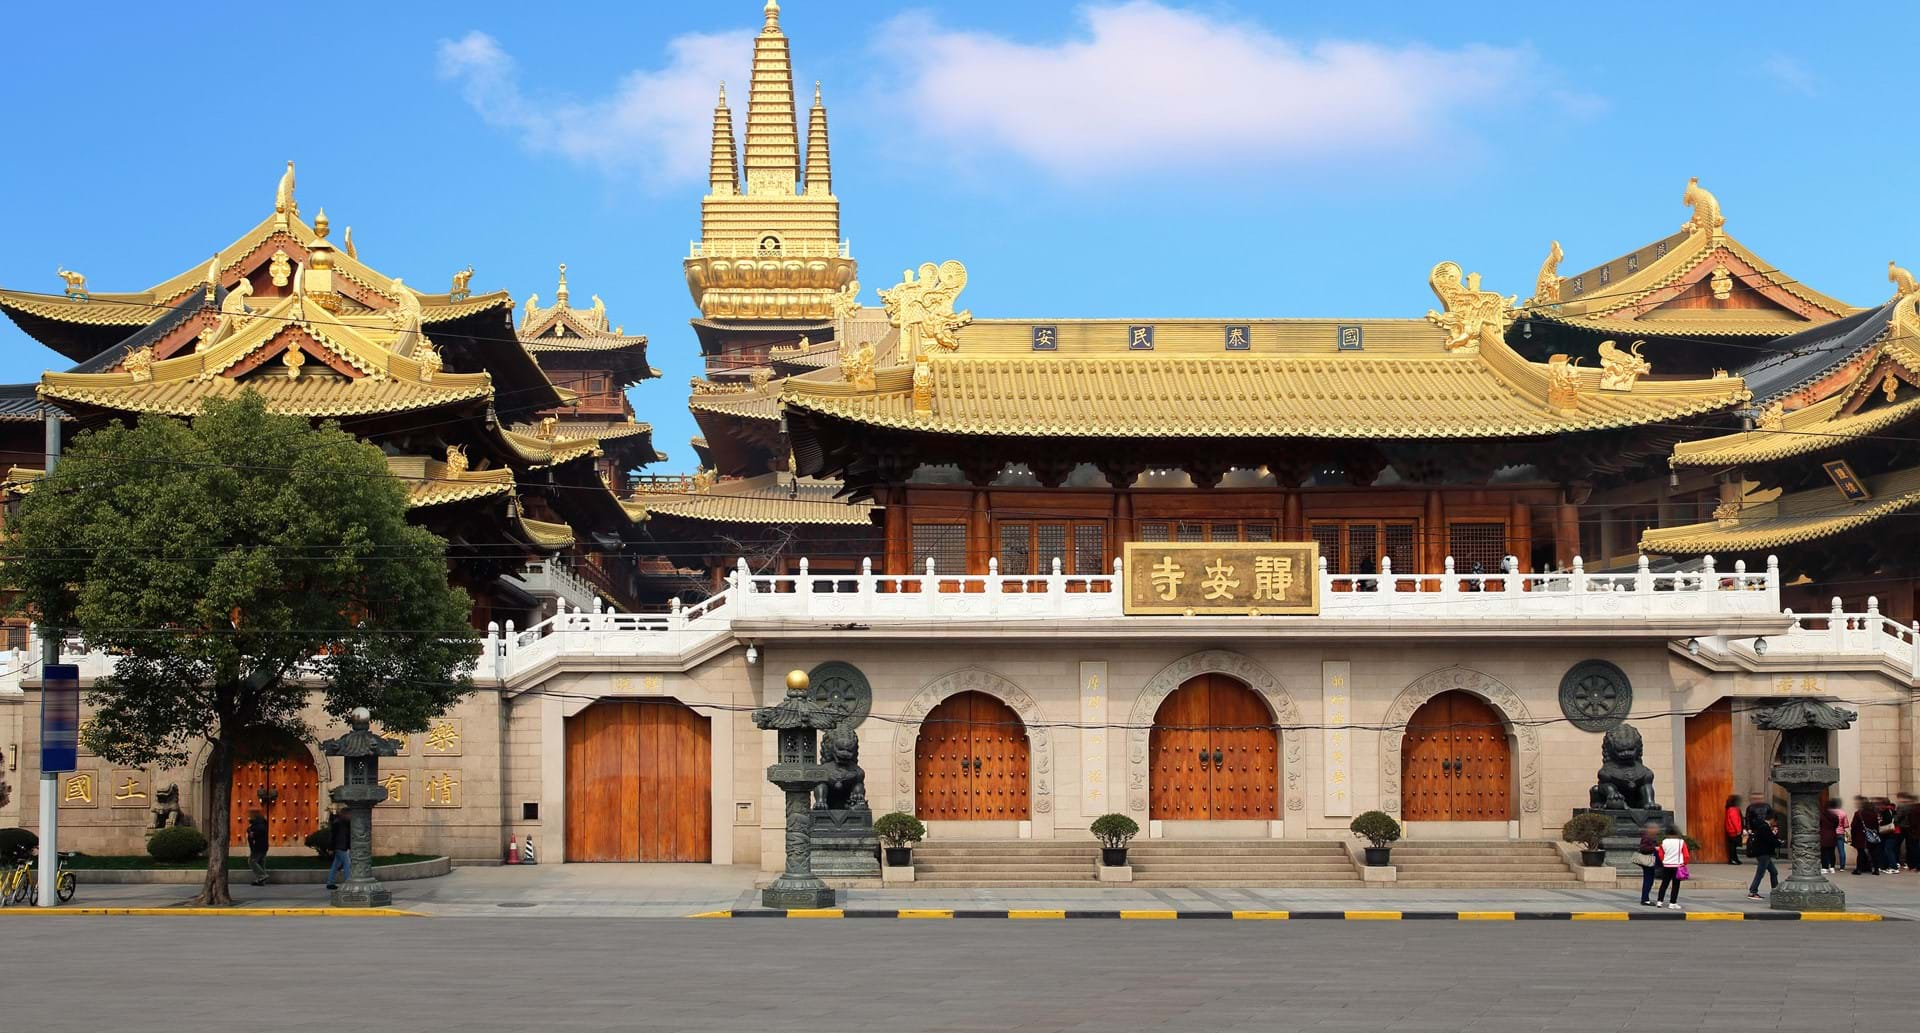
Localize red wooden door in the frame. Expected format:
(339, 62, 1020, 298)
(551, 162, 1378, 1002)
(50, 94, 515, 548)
(1209, 676, 1279, 820)
(1400, 692, 1511, 821)
(1150, 677, 1215, 819)
(565, 701, 711, 862)
(228, 731, 318, 847)
(1685, 699, 1733, 862)
(915, 692, 1030, 820)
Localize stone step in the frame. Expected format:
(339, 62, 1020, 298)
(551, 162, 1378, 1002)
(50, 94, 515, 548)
(1129, 879, 1364, 888)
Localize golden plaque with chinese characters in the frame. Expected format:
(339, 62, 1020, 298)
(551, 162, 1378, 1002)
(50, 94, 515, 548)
(1121, 542, 1319, 616)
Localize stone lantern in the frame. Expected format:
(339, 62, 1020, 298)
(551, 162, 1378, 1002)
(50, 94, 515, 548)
(1750, 698, 1857, 912)
(751, 670, 843, 909)
(320, 707, 402, 907)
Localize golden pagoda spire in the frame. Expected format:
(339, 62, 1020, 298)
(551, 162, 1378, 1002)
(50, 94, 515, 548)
(743, 0, 800, 195)
(555, 263, 569, 307)
(804, 80, 831, 197)
(709, 82, 740, 196)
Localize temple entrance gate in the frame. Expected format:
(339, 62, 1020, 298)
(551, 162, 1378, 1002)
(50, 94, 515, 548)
(1399, 691, 1512, 822)
(1148, 674, 1280, 820)
(913, 691, 1030, 820)
(564, 700, 712, 862)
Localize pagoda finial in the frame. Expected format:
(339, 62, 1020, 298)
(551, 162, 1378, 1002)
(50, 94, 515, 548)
(555, 263, 569, 306)
(313, 207, 330, 240)
(744, 0, 800, 194)
(710, 82, 740, 195)
(813, 80, 822, 105)
(804, 79, 832, 196)
(764, 0, 780, 30)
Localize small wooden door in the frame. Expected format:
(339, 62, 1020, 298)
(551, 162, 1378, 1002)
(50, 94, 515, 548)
(565, 700, 712, 862)
(1686, 698, 1733, 862)
(913, 692, 1030, 820)
(228, 731, 319, 847)
(1148, 675, 1279, 820)
(1400, 691, 1511, 821)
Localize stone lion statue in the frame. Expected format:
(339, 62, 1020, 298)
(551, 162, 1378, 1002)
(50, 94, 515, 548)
(1589, 723, 1659, 810)
(150, 782, 189, 829)
(816, 723, 867, 812)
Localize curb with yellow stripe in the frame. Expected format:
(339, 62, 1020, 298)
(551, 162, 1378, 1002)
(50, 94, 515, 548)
(690, 908, 1888, 922)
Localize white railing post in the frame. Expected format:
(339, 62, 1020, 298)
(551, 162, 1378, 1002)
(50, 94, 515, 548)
(987, 557, 1001, 612)
(1636, 554, 1652, 596)
(923, 557, 936, 609)
(1441, 555, 1457, 599)
(1050, 556, 1063, 608)
(1911, 621, 1919, 675)
(1505, 556, 1521, 597)
(1831, 597, 1846, 652)
(1571, 555, 1585, 594)
(1700, 555, 1715, 593)
(1379, 554, 1393, 592)
(669, 596, 683, 630)
(1732, 559, 1746, 594)
(799, 557, 813, 617)
(503, 620, 516, 665)
(1766, 555, 1780, 601)
(860, 556, 873, 595)
(485, 621, 500, 680)
(1317, 555, 1328, 597)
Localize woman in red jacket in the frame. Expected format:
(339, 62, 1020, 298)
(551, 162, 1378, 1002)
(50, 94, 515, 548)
(1723, 794, 1744, 866)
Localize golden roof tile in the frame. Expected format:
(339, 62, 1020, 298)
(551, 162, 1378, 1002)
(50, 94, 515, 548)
(1641, 465, 1920, 555)
(387, 456, 517, 509)
(1669, 394, 1920, 468)
(781, 325, 1751, 439)
(637, 473, 876, 525)
(37, 371, 491, 418)
(515, 513, 577, 549)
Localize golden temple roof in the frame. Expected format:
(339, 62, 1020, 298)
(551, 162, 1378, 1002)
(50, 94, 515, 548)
(387, 456, 517, 508)
(688, 379, 784, 422)
(1669, 394, 1920, 468)
(515, 512, 577, 549)
(781, 318, 1752, 439)
(636, 472, 876, 525)
(1641, 465, 1920, 555)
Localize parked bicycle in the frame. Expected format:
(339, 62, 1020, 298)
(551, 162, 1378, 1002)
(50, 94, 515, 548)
(1, 851, 76, 905)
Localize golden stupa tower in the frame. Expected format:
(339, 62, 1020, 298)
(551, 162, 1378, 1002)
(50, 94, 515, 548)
(684, 1, 855, 321)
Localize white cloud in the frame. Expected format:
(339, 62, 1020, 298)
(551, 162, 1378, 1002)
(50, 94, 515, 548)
(1760, 55, 1816, 95)
(436, 28, 750, 185)
(873, 2, 1536, 178)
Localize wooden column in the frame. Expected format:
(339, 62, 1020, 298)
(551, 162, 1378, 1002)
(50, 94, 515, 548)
(1509, 500, 1532, 572)
(1283, 492, 1303, 541)
(1555, 499, 1580, 569)
(1424, 490, 1446, 574)
(885, 486, 912, 577)
(1114, 490, 1135, 553)
(967, 489, 990, 574)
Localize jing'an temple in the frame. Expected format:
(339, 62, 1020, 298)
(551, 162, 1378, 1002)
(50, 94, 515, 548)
(1, 2, 1914, 881)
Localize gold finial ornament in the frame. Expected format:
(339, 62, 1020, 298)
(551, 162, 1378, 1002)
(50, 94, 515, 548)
(1682, 176, 1724, 237)
(839, 340, 876, 391)
(1883, 376, 1899, 403)
(881, 261, 972, 360)
(202, 255, 220, 301)
(1754, 400, 1786, 430)
(912, 357, 934, 414)
(1709, 264, 1733, 301)
(1596, 339, 1652, 391)
(202, 277, 255, 350)
(418, 344, 443, 383)
(554, 263, 569, 307)
(764, 0, 781, 30)
(692, 467, 717, 493)
(537, 414, 558, 439)
(1425, 261, 1516, 354)
(784, 668, 809, 693)
(269, 249, 292, 288)
(523, 293, 539, 327)
(56, 267, 88, 300)
(445, 443, 469, 477)
(1889, 260, 1919, 300)
(1530, 241, 1563, 306)
(123, 344, 155, 383)
(313, 208, 330, 239)
(748, 367, 773, 390)
(283, 341, 306, 379)
(343, 225, 356, 259)
(1712, 499, 1741, 522)
(1545, 354, 1581, 408)
(274, 160, 297, 225)
(387, 277, 424, 335)
(450, 265, 474, 302)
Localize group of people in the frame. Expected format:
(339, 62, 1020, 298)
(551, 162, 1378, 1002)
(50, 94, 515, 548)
(1634, 820, 1695, 909)
(1826, 793, 1918, 876)
(241, 806, 353, 890)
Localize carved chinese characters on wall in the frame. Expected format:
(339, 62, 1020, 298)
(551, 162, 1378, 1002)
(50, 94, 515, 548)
(109, 769, 150, 809)
(422, 770, 462, 808)
(1121, 542, 1319, 615)
(422, 718, 462, 758)
(62, 770, 99, 809)
(1323, 662, 1353, 817)
(1079, 662, 1108, 818)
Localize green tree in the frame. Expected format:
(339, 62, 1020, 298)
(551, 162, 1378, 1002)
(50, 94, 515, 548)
(5, 392, 477, 905)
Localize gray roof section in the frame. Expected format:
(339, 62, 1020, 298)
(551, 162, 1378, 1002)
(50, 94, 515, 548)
(1733, 302, 1891, 405)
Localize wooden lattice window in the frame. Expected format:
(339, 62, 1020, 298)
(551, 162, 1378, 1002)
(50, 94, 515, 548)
(911, 523, 967, 574)
(1448, 521, 1508, 574)
(998, 521, 1108, 574)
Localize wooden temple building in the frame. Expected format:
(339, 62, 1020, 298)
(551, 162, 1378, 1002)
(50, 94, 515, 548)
(0, 164, 659, 627)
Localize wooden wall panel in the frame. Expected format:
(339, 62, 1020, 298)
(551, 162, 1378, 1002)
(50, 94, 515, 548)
(565, 701, 710, 862)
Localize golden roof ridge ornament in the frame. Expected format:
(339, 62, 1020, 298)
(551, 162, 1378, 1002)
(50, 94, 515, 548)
(880, 260, 971, 360)
(450, 265, 474, 302)
(555, 263, 569, 307)
(1889, 260, 1919, 300)
(343, 225, 356, 259)
(1425, 261, 1515, 354)
(56, 267, 88, 300)
(1596, 339, 1651, 392)
(1545, 354, 1580, 408)
(1528, 241, 1563, 307)
(1682, 176, 1724, 237)
(274, 160, 297, 227)
(839, 340, 876, 391)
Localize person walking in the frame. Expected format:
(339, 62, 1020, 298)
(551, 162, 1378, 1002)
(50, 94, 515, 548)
(1820, 798, 1844, 874)
(1722, 794, 1745, 865)
(1850, 795, 1879, 875)
(1654, 828, 1689, 909)
(1634, 820, 1663, 907)
(1746, 816, 1782, 900)
(1743, 792, 1775, 837)
(1875, 797, 1902, 873)
(325, 807, 352, 890)
(245, 809, 271, 887)
(1898, 792, 1920, 871)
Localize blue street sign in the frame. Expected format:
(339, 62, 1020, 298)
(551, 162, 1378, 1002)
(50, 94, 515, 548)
(40, 663, 79, 773)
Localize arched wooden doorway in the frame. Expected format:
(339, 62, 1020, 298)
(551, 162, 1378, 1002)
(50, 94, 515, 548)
(564, 700, 712, 862)
(1400, 691, 1512, 821)
(914, 691, 1030, 820)
(228, 728, 319, 847)
(1149, 674, 1279, 820)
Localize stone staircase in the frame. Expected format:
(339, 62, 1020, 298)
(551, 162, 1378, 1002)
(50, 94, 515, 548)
(911, 841, 1099, 887)
(1127, 841, 1363, 887)
(1388, 841, 1582, 888)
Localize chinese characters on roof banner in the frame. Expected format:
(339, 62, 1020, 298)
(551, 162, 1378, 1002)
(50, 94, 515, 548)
(1121, 542, 1319, 615)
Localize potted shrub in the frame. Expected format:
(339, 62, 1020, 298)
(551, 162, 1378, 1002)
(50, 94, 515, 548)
(1562, 812, 1615, 868)
(146, 826, 209, 863)
(873, 812, 925, 868)
(1350, 810, 1401, 866)
(1090, 813, 1140, 867)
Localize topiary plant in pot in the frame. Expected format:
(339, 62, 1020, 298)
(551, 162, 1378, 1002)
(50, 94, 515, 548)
(1562, 812, 1615, 868)
(873, 812, 926, 868)
(1091, 813, 1140, 867)
(1350, 810, 1401, 866)
(146, 825, 209, 863)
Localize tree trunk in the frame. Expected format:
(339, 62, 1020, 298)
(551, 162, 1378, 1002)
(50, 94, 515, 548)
(194, 736, 234, 906)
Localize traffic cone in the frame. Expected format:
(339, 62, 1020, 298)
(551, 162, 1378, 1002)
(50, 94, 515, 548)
(522, 838, 537, 865)
(506, 835, 521, 865)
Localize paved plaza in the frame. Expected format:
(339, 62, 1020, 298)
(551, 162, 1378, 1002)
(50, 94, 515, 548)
(2, 915, 1915, 1032)
(37, 863, 1920, 920)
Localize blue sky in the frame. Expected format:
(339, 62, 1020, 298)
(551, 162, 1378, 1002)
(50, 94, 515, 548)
(3, 1, 1916, 471)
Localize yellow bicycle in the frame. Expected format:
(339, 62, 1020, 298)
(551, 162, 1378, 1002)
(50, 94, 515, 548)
(1, 852, 76, 905)
(0, 858, 30, 905)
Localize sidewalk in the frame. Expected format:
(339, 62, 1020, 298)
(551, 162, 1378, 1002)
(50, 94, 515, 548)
(21, 864, 1920, 919)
